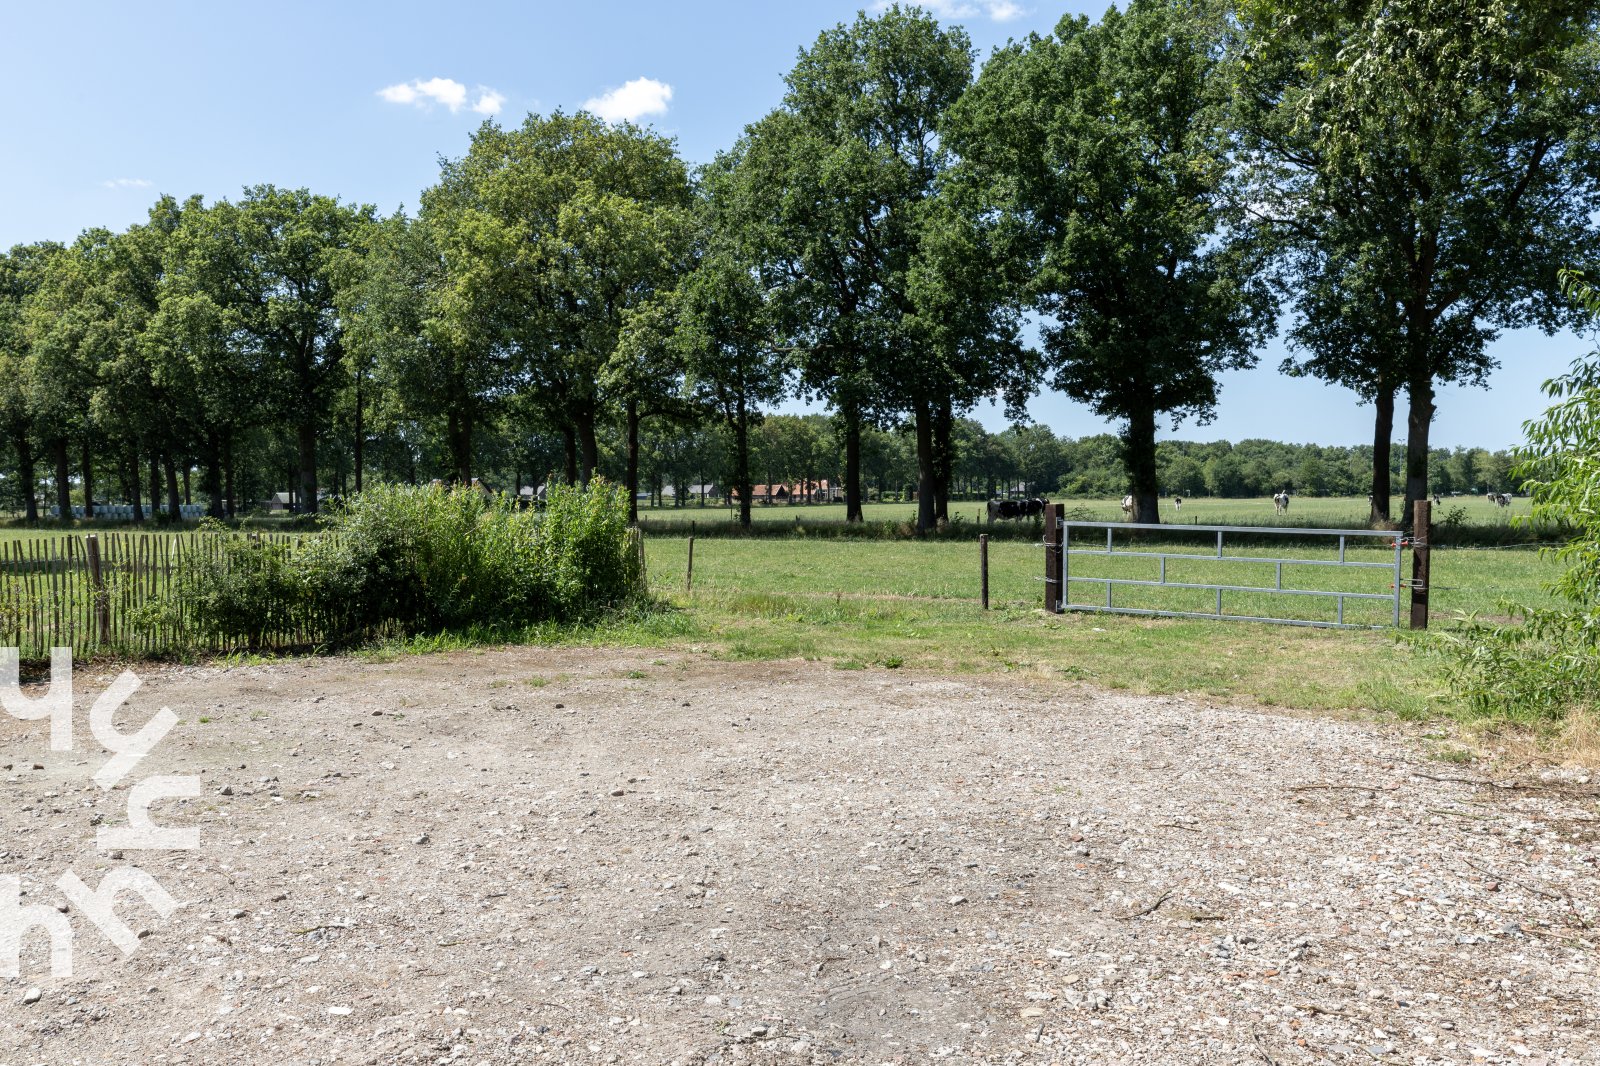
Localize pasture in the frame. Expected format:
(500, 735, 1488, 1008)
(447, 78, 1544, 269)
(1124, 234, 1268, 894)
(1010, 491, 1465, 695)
(634, 493, 1533, 530)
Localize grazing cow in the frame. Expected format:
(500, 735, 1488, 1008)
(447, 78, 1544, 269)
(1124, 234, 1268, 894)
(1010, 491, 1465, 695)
(1489, 492, 1511, 508)
(1121, 495, 1134, 518)
(988, 497, 1048, 522)
(1173, 496, 1183, 512)
(1273, 490, 1290, 514)
(1432, 494, 1443, 507)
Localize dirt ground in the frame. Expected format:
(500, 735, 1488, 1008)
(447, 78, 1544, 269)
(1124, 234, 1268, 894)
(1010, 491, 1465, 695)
(2, 647, 1597, 1065)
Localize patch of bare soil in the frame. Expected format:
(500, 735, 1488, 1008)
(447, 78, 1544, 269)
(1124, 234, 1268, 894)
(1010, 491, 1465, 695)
(2, 648, 1597, 1065)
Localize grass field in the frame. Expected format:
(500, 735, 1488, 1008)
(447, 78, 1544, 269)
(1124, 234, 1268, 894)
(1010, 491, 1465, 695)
(2, 502, 1574, 736)
(635, 493, 1534, 529)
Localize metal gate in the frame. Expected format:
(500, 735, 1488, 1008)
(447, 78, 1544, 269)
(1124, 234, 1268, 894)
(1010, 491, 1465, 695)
(1043, 516, 1405, 629)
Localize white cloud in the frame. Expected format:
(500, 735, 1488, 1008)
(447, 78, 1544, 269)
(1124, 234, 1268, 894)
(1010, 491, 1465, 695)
(378, 77, 504, 114)
(102, 177, 153, 190)
(875, 0, 1027, 21)
(583, 77, 673, 123)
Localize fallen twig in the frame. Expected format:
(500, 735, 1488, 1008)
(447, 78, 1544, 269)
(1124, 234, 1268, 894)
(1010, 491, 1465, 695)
(292, 923, 351, 936)
(1251, 1025, 1280, 1065)
(1461, 857, 1567, 902)
(1287, 783, 1387, 793)
(1426, 808, 1492, 821)
(1154, 822, 1200, 832)
(1115, 890, 1173, 921)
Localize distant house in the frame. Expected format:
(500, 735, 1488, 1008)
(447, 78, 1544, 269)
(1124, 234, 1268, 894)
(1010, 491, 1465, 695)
(730, 481, 839, 505)
(660, 483, 721, 503)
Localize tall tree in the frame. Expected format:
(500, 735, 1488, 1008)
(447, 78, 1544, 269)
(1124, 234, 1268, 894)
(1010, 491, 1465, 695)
(730, 7, 1030, 531)
(949, 0, 1273, 523)
(429, 112, 692, 486)
(166, 187, 373, 514)
(0, 243, 60, 522)
(1235, 0, 1600, 522)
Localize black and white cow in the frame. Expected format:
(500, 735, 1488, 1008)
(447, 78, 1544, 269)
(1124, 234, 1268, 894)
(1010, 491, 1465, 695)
(987, 497, 1047, 522)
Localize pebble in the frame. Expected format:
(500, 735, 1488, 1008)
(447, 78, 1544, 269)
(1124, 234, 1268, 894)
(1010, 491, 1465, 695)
(22, 987, 41, 1005)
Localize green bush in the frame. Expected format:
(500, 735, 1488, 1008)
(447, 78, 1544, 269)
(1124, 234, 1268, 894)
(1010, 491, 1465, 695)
(163, 480, 645, 650)
(1439, 270, 1600, 723)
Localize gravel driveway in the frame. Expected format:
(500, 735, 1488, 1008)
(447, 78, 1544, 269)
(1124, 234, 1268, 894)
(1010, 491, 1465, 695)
(2, 647, 1596, 1065)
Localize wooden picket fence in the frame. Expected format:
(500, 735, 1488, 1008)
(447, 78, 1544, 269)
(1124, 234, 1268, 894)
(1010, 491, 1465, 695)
(0, 531, 315, 660)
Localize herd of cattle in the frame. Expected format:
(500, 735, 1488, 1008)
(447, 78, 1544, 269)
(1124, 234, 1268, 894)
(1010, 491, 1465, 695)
(985, 491, 1515, 523)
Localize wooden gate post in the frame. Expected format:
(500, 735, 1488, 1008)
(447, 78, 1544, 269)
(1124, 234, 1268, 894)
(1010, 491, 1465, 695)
(1043, 503, 1065, 613)
(1410, 499, 1431, 630)
(979, 534, 989, 610)
(85, 534, 111, 648)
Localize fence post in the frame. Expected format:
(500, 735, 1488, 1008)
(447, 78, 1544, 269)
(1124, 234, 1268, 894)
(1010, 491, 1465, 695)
(1410, 499, 1431, 630)
(979, 533, 989, 610)
(686, 533, 695, 595)
(86, 534, 110, 649)
(1043, 503, 1065, 613)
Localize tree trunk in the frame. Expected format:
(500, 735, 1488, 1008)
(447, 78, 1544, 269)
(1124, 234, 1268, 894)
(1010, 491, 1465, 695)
(842, 404, 864, 523)
(733, 402, 753, 529)
(79, 439, 95, 519)
(163, 452, 181, 519)
(16, 435, 38, 523)
(51, 437, 72, 522)
(913, 399, 936, 534)
(578, 413, 599, 487)
(353, 368, 365, 494)
(1369, 385, 1395, 524)
(222, 428, 235, 519)
(935, 399, 954, 524)
(182, 464, 191, 506)
(1121, 409, 1160, 524)
(149, 453, 160, 519)
(562, 426, 578, 485)
(625, 399, 641, 525)
(125, 450, 143, 524)
(204, 430, 225, 519)
(297, 421, 318, 515)
(1403, 373, 1436, 526)
(446, 409, 472, 485)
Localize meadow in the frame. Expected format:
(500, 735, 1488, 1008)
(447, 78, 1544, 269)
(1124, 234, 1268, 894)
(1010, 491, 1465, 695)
(0, 496, 1569, 731)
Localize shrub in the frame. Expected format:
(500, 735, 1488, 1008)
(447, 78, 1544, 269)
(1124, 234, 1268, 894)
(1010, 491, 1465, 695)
(1439, 270, 1600, 723)
(164, 480, 645, 650)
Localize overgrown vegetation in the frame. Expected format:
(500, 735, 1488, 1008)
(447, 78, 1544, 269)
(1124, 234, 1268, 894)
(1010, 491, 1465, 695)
(155, 481, 644, 650)
(1440, 271, 1600, 724)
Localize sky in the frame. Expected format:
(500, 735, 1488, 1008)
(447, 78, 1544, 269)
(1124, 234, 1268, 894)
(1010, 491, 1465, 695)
(0, 0, 1589, 451)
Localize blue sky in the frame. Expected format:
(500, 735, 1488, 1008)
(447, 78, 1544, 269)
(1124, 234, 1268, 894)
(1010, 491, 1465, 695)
(0, 0, 1587, 450)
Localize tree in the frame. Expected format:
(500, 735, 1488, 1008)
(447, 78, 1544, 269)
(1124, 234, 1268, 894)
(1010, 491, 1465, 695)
(1235, 0, 1600, 524)
(950, 0, 1273, 523)
(0, 243, 61, 522)
(728, 7, 1032, 532)
(430, 112, 692, 486)
(165, 187, 373, 514)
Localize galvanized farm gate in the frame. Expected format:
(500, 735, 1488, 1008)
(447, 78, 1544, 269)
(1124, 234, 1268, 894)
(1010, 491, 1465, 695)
(1041, 507, 1409, 630)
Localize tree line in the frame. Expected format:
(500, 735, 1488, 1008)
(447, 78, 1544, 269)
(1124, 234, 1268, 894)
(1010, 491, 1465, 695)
(2, 0, 1595, 530)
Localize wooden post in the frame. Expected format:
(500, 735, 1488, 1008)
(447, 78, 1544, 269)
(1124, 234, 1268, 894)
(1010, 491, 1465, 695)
(979, 534, 989, 610)
(86, 534, 110, 648)
(1043, 503, 1065, 613)
(1410, 499, 1431, 630)
(686, 534, 695, 595)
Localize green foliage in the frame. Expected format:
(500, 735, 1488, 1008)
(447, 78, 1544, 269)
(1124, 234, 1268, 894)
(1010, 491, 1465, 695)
(1440, 271, 1600, 721)
(161, 482, 645, 649)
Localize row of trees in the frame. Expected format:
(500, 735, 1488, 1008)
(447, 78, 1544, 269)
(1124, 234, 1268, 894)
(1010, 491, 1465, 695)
(629, 413, 1517, 504)
(3, 1, 1596, 530)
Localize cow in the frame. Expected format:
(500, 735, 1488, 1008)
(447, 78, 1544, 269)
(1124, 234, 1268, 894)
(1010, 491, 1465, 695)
(988, 497, 1047, 522)
(1121, 495, 1134, 518)
(1273, 490, 1290, 514)
(1488, 492, 1511, 508)
(1173, 496, 1183, 513)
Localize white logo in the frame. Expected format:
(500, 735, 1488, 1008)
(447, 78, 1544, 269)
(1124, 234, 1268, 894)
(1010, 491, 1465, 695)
(2, 648, 196, 978)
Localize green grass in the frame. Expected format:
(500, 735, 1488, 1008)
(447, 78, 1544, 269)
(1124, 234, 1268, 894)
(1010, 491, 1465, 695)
(636, 493, 1535, 529)
(608, 533, 1565, 720)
